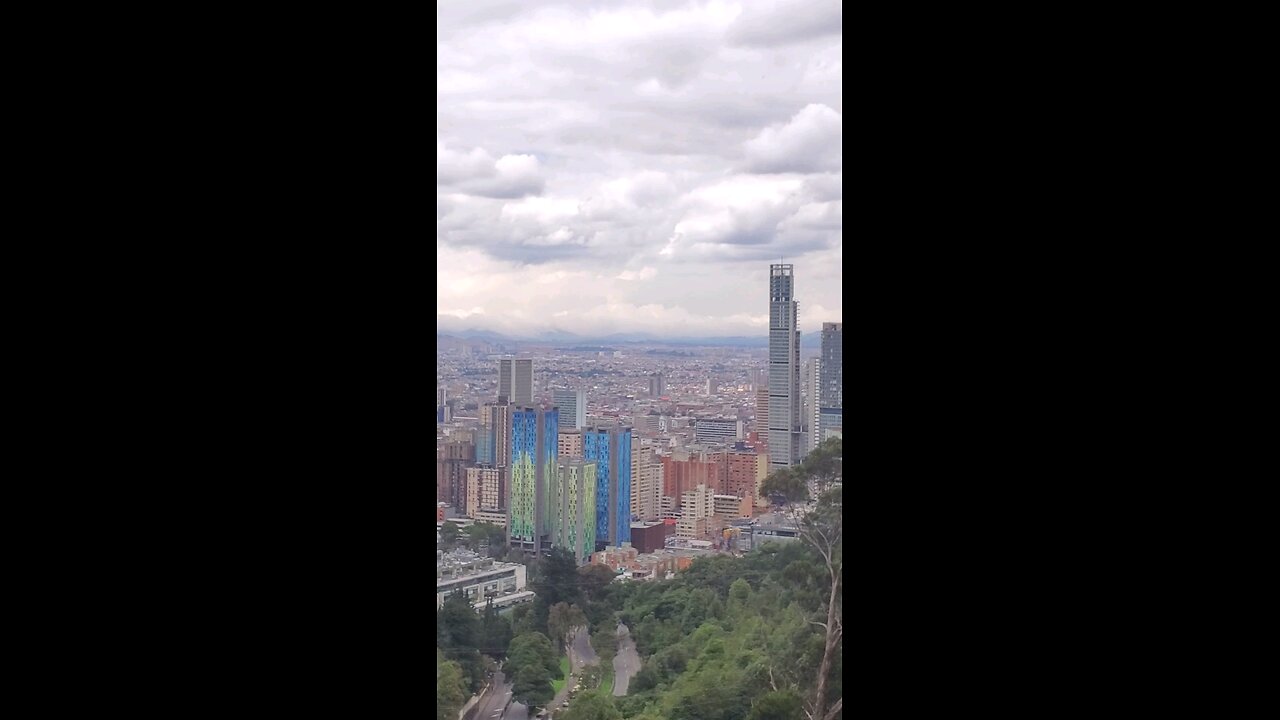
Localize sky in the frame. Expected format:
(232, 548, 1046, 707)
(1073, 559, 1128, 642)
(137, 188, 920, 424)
(437, 0, 842, 339)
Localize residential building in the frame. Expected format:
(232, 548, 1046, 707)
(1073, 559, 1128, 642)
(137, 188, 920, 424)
(508, 407, 558, 554)
(584, 425, 633, 548)
(554, 459, 597, 564)
(436, 439, 474, 511)
(558, 428, 583, 459)
(648, 373, 666, 398)
(466, 466, 503, 517)
(804, 357, 822, 453)
(755, 387, 769, 449)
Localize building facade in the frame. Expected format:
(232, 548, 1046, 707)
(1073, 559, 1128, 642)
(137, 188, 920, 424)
(554, 459, 597, 564)
(768, 264, 802, 470)
(694, 418, 743, 446)
(498, 358, 533, 405)
(584, 426, 632, 548)
(558, 429, 583, 459)
(553, 389, 587, 430)
(508, 407, 558, 554)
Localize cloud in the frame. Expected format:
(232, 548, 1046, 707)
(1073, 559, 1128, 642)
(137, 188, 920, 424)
(437, 0, 842, 336)
(743, 104, 842, 174)
(726, 0, 842, 47)
(437, 143, 546, 198)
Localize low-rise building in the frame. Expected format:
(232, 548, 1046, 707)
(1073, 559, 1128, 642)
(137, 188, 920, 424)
(437, 549, 527, 608)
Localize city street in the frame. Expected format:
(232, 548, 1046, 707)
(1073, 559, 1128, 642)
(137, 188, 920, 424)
(613, 622, 641, 696)
(474, 669, 512, 720)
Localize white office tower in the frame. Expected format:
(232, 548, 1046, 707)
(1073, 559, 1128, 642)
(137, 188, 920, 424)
(768, 264, 802, 470)
(497, 358, 533, 405)
(553, 389, 587, 429)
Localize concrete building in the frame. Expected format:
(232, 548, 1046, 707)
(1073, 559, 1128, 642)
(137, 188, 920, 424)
(631, 442, 663, 521)
(662, 452, 720, 506)
(554, 459, 597, 564)
(694, 418, 743, 446)
(677, 483, 715, 539)
(648, 373, 666, 398)
(498, 358, 533, 405)
(553, 389, 587, 430)
(584, 425, 632, 549)
(436, 440, 474, 511)
(630, 521, 674, 553)
(714, 450, 767, 504)
(768, 264, 802, 470)
(713, 494, 753, 519)
(478, 401, 512, 467)
(557, 428, 583, 459)
(437, 550, 527, 608)
(466, 466, 502, 517)
(508, 407, 558, 555)
(474, 508, 507, 528)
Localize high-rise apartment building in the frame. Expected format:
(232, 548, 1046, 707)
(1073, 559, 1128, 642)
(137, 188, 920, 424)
(467, 466, 504, 514)
(768, 264, 802, 469)
(498, 358, 534, 405)
(478, 401, 512, 466)
(558, 428, 583, 459)
(714, 450, 767, 504)
(583, 425, 632, 548)
(553, 389, 587, 429)
(508, 407, 558, 554)
(554, 459, 597, 564)
(436, 439, 475, 511)
(662, 451, 720, 508)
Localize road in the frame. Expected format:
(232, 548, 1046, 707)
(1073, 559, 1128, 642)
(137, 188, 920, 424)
(543, 625, 597, 715)
(474, 669, 512, 720)
(612, 622, 641, 696)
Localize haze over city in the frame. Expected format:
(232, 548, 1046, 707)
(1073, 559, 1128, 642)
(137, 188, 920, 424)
(437, 0, 842, 339)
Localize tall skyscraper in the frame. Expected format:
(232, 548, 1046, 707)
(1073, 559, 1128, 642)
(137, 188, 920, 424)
(553, 389, 587, 429)
(755, 387, 769, 448)
(819, 322, 843, 446)
(768, 264, 802, 470)
(436, 439, 475, 511)
(554, 459, 597, 564)
(508, 407, 558, 554)
(498, 358, 534, 405)
(804, 358, 822, 453)
(583, 425, 632, 549)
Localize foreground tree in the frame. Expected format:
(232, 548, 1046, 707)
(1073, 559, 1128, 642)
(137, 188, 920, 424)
(759, 438, 843, 720)
(561, 689, 623, 720)
(436, 649, 468, 720)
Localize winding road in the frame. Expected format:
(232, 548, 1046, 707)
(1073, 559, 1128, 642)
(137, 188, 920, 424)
(612, 622, 641, 696)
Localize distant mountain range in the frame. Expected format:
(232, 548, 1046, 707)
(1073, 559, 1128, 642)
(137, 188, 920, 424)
(437, 328, 823, 348)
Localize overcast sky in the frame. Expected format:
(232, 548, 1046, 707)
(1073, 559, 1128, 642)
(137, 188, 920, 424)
(437, 0, 841, 338)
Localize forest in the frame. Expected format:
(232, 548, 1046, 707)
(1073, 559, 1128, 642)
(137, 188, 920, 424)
(438, 438, 842, 720)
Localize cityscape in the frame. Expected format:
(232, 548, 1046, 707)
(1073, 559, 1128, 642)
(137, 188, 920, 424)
(439, 2, 841, 719)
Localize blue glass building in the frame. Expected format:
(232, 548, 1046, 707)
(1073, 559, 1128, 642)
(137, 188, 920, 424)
(583, 426, 632, 549)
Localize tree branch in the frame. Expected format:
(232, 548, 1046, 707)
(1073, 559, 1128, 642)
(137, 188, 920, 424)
(822, 697, 843, 720)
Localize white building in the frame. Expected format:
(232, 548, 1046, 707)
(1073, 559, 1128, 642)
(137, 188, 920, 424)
(553, 389, 587, 430)
(437, 550, 527, 608)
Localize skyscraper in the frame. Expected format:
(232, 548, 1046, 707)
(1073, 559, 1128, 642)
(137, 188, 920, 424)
(553, 389, 587, 429)
(478, 401, 512, 467)
(554, 459, 597, 564)
(804, 357, 822, 453)
(648, 373, 665, 398)
(820, 323, 843, 408)
(498, 358, 533, 405)
(768, 264, 802, 470)
(583, 425, 632, 549)
(508, 407, 558, 554)
(819, 322, 843, 446)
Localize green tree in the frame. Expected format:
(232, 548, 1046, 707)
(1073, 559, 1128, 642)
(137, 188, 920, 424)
(440, 521, 461, 547)
(748, 690, 804, 720)
(513, 662, 555, 710)
(468, 521, 507, 557)
(729, 578, 751, 603)
(436, 649, 468, 720)
(561, 690, 622, 720)
(478, 599, 514, 658)
(506, 631, 559, 680)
